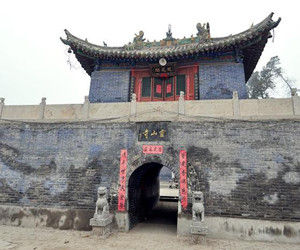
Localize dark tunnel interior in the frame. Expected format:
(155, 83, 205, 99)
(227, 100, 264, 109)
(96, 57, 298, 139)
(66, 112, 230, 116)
(128, 162, 178, 230)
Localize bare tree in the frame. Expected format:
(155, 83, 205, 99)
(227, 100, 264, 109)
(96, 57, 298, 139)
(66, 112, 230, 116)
(247, 56, 297, 98)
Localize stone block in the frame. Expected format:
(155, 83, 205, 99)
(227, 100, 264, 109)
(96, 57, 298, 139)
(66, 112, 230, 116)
(92, 223, 113, 238)
(177, 216, 193, 236)
(190, 221, 208, 235)
(90, 214, 113, 227)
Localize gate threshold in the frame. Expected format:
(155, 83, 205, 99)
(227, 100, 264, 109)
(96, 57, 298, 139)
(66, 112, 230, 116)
(159, 196, 179, 202)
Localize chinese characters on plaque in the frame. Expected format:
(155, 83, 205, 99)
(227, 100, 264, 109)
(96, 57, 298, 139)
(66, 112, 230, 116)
(138, 122, 169, 141)
(118, 149, 127, 212)
(179, 150, 188, 210)
(151, 64, 176, 77)
(143, 145, 163, 154)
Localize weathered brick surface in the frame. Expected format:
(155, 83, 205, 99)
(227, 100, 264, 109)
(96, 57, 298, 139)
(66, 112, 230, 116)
(199, 62, 247, 99)
(0, 120, 299, 221)
(88, 62, 248, 103)
(89, 70, 130, 103)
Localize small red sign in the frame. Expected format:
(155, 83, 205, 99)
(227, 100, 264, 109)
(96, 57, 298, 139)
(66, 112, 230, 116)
(118, 149, 127, 211)
(167, 84, 172, 93)
(143, 145, 163, 154)
(156, 84, 162, 94)
(179, 150, 188, 210)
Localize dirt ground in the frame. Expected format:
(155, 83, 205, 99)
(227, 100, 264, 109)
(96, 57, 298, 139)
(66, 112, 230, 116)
(0, 190, 298, 250)
(0, 224, 299, 250)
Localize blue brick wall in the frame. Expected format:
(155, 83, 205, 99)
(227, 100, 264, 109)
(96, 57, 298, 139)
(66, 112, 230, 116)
(89, 70, 130, 103)
(0, 121, 299, 223)
(199, 62, 247, 99)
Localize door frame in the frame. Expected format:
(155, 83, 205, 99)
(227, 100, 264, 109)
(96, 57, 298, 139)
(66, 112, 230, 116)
(131, 65, 198, 102)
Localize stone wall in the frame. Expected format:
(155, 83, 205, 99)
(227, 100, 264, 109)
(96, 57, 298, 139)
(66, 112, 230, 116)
(0, 120, 299, 227)
(199, 62, 247, 99)
(89, 70, 130, 103)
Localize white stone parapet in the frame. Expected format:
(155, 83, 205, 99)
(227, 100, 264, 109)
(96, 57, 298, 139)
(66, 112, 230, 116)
(292, 95, 300, 116)
(0, 96, 299, 122)
(178, 91, 185, 115)
(232, 91, 240, 118)
(83, 96, 90, 119)
(0, 98, 5, 119)
(39, 97, 46, 120)
(130, 93, 137, 117)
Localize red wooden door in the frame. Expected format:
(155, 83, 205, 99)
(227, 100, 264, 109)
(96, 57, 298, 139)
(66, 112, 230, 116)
(175, 65, 198, 100)
(131, 65, 197, 102)
(153, 77, 175, 101)
(164, 76, 175, 101)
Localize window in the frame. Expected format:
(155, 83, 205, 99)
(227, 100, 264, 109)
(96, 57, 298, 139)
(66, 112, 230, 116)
(176, 75, 186, 95)
(141, 77, 151, 97)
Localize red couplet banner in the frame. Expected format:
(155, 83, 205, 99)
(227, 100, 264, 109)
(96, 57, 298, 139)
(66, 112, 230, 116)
(179, 150, 188, 209)
(118, 149, 127, 211)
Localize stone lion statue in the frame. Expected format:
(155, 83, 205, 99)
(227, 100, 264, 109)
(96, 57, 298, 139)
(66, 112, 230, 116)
(192, 191, 204, 222)
(95, 186, 109, 217)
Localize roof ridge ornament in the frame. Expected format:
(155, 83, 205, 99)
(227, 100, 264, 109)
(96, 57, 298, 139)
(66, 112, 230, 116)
(133, 31, 146, 43)
(125, 30, 146, 50)
(165, 24, 174, 41)
(196, 22, 210, 42)
(61, 13, 281, 79)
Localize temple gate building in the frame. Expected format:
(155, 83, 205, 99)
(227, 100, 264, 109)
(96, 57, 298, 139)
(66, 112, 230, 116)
(1, 13, 300, 242)
(61, 14, 280, 103)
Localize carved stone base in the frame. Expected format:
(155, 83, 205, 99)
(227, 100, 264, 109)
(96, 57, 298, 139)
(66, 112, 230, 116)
(90, 214, 113, 227)
(190, 221, 208, 235)
(92, 223, 113, 238)
(90, 214, 113, 238)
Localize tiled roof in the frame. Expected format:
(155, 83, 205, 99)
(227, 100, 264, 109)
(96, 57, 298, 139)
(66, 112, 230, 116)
(61, 13, 280, 81)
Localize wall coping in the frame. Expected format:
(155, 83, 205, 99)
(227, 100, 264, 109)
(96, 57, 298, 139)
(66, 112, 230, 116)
(0, 95, 299, 123)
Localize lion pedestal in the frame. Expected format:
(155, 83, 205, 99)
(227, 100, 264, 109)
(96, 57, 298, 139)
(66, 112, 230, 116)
(90, 187, 114, 238)
(190, 191, 208, 237)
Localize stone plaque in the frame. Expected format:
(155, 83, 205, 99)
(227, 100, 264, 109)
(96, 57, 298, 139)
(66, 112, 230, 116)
(137, 122, 169, 141)
(151, 63, 176, 77)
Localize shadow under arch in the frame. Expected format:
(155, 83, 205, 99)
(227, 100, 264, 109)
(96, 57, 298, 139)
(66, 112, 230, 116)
(128, 161, 177, 230)
(126, 152, 180, 182)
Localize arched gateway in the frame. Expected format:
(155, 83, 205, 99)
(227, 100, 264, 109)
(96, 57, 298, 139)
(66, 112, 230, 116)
(128, 162, 165, 229)
(114, 148, 192, 234)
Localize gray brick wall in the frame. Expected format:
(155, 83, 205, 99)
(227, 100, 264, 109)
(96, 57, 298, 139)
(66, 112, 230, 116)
(0, 120, 299, 221)
(89, 70, 130, 103)
(199, 62, 248, 99)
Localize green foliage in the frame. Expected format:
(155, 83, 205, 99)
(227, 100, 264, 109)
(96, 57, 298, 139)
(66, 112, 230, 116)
(247, 56, 282, 99)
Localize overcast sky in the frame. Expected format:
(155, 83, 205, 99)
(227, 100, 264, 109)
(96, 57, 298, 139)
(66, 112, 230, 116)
(0, 0, 299, 105)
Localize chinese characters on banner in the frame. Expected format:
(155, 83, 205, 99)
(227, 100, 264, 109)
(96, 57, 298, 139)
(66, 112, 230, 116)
(143, 145, 163, 154)
(179, 150, 188, 209)
(118, 149, 127, 211)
